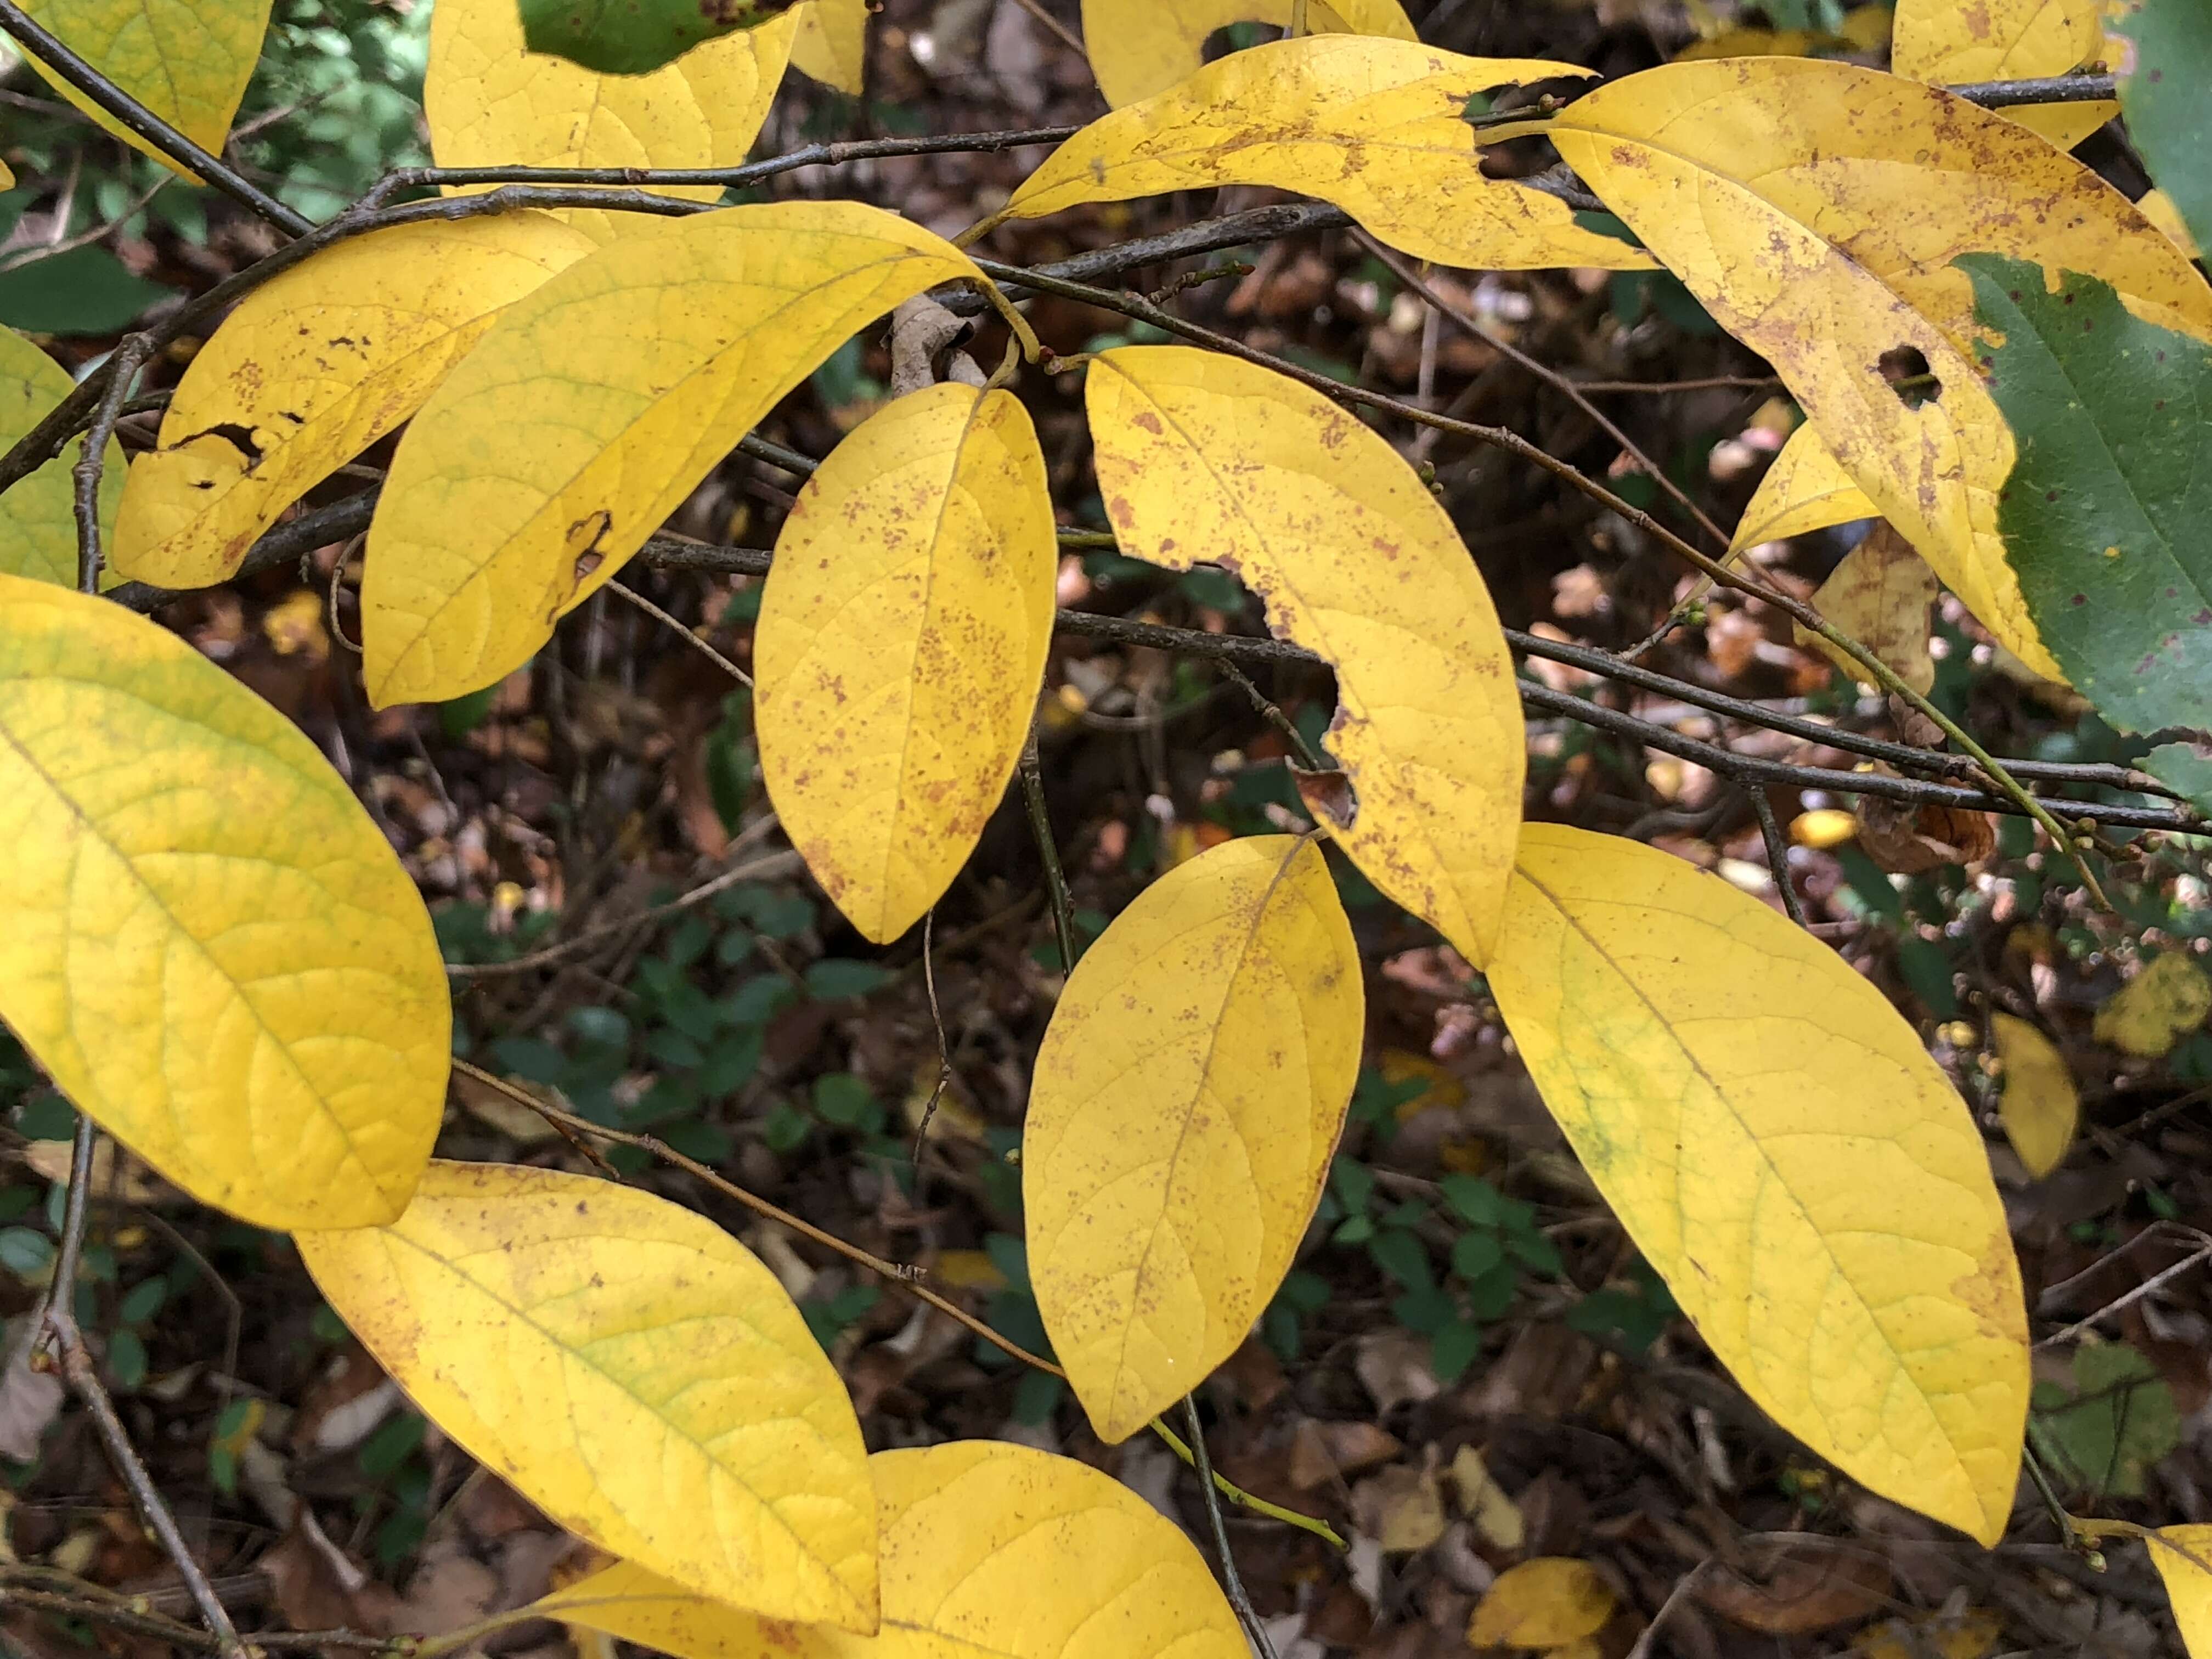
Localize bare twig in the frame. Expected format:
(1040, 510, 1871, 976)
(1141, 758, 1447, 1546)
(1183, 1396, 1279, 1659)
(1020, 722, 1081, 972)
(607, 577, 752, 686)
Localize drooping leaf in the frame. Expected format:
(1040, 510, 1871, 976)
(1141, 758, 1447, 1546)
(112, 216, 595, 590)
(428, 0, 803, 245)
(1890, 0, 2114, 148)
(1965, 257, 2212, 736)
(538, 1442, 1245, 1658)
(1024, 836, 1362, 1442)
(1086, 346, 1525, 967)
(517, 0, 795, 75)
(0, 577, 446, 1229)
(362, 202, 988, 707)
(17, 0, 271, 170)
(791, 0, 867, 92)
(1488, 823, 2029, 1544)
(296, 1161, 878, 1630)
(1078, 0, 1415, 109)
(1731, 421, 1877, 554)
(2115, 0, 2212, 259)
(1465, 1558, 1615, 1650)
(1989, 1013, 2076, 1179)
(2093, 952, 2211, 1059)
(1791, 521, 1939, 695)
(756, 383, 1055, 944)
(1005, 37, 1654, 274)
(1537, 58, 2212, 681)
(2148, 1526, 2212, 1658)
(0, 325, 121, 587)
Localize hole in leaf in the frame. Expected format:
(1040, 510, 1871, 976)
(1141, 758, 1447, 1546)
(1878, 345, 1940, 409)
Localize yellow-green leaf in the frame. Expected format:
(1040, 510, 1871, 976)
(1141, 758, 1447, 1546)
(1025, 835, 1361, 1442)
(1891, 0, 2114, 148)
(1791, 520, 1939, 695)
(111, 216, 596, 590)
(1990, 1012, 2076, 1179)
(1086, 345, 1525, 967)
(1079, 0, 1415, 109)
(2149, 1526, 2212, 1658)
(0, 577, 445, 1229)
(791, 0, 867, 93)
(1488, 823, 2029, 1544)
(361, 201, 989, 708)
(19, 0, 270, 171)
(2092, 952, 2212, 1059)
(296, 1161, 878, 1631)
(1005, 37, 1654, 274)
(1540, 58, 2212, 681)
(426, 0, 803, 246)
(756, 383, 1055, 944)
(0, 324, 121, 588)
(539, 1441, 1246, 1659)
(1730, 422, 1877, 555)
(1465, 1558, 1615, 1650)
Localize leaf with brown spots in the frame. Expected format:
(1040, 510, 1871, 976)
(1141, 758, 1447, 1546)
(297, 1161, 878, 1631)
(1003, 35, 1653, 273)
(1488, 823, 2029, 1544)
(1891, 0, 2115, 149)
(1730, 421, 1877, 555)
(112, 216, 595, 590)
(1792, 520, 1940, 695)
(1024, 836, 1362, 1442)
(361, 202, 988, 707)
(1086, 346, 1526, 967)
(1527, 58, 2212, 681)
(755, 383, 1056, 944)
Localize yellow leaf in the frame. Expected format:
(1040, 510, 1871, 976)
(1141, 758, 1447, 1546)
(1674, 26, 1826, 58)
(18, 0, 269, 171)
(2093, 952, 2212, 1059)
(1541, 58, 2212, 681)
(756, 383, 1056, 943)
(0, 577, 446, 1229)
(296, 1161, 878, 1632)
(791, 0, 867, 93)
(1086, 346, 1525, 967)
(1488, 823, 2029, 1544)
(426, 0, 802, 246)
(0, 324, 121, 588)
(1891, 0, 2114, 148)
(361, 201, 988, 707)
(2140, 188, 2202, 259)
(1005, 37, 1654, 274)
(1448, 1445, 1525, 1551)
(1730, 422, 1877, 555)
(1791, 520, 1940, 695)
(111, 216, 596, 590)
(1851, 1605, 2002, 1659)
(2149, 1526, 2212, 1658)
(1466, 1558, 1615, 1649)
(1079, 0, 1415, 109)
(539, 1441, 1245, 1659)
(1024, 835, 1362, 1442)
(1990, 1012, 2076, 1178)
(1791, 808, 1860, 849)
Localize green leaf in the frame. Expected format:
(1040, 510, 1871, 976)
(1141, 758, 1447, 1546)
(2145, 742, 2212, 815)
(2116, 0, 2212, 257)
(2028, 1342, 2179, 1498)
(517, 0, 795, 74)
(0, 246, 179, 336)
(1965, 256, 2212, 736)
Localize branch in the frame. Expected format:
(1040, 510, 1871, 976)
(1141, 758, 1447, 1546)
(0, 1, 312, 237)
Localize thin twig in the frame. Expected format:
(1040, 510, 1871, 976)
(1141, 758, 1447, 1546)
(1747, 786, 1809, 928)
(607, 577, 752, 685)
(2038, 1240, 2212, 1350)
(1020, 722, 1080, 973)
(908, 910, 955, 1185)
(1003, 0, 1085, 55)
(1183, 1396, 1279, 1659)
(1626, 1560, 1709, 1659)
